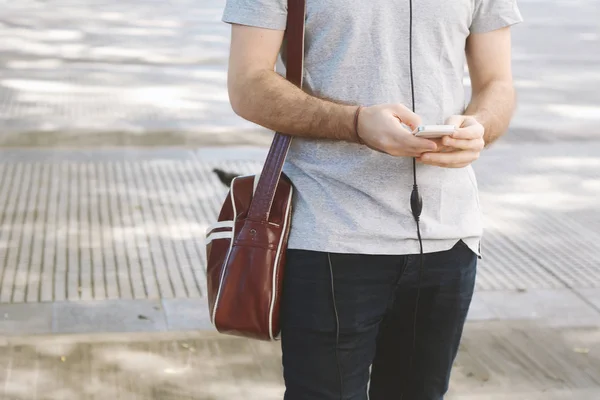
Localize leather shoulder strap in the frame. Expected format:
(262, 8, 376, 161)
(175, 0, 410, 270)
(247, 0, 306, 222)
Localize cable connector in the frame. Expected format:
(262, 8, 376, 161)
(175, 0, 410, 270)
(410, 184, 422, 222)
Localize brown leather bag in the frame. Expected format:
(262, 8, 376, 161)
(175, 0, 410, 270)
(205, 0, 306, 341)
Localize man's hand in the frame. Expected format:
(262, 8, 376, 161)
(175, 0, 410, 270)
(357, 104, 439, 157)
(416, 115, 485, 168)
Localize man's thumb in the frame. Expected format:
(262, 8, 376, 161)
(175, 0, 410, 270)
(445, 115, 466, 128)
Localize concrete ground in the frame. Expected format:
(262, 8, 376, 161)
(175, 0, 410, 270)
(0, 0, 271, 147)
(0, 0, 599, 145)
(0, 0, 599, 398)
(0, 322, 599, 400)
(0, 143, 598, 399)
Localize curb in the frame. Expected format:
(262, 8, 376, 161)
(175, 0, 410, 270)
(0, 129, 274, 148)
(0, 298, 216, 338)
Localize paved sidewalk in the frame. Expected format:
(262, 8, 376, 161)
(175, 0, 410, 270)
(0, 0, 599, 144)
(0, 142, 599, 337)
(0, 321, 598, 399)
(0, 0, 270, 146)
(0, 1, 599, 398)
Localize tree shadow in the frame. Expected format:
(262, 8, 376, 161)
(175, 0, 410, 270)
(0, 333, 285, 399)
(0, 0, 257, 136)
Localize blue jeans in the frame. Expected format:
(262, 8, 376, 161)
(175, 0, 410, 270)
(280, 240, 477, 400)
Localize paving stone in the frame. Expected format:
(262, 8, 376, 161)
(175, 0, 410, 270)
(53, 299, 167, 334)
(0, 143, 599, 306)
(576, 288, 600, 311)
(466, 292, 497, 321)
(162, 298, 214, 332)
(476, 289, 600, 328)
(0, 303, 53, 335)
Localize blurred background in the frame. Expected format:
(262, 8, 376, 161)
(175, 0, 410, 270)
(0, 0, 598, 399)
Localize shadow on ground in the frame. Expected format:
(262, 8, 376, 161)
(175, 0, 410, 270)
(0, 322, 598, 399)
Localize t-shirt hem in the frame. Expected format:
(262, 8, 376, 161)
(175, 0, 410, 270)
(287, 236, 482, 258)
(222, 4, 287, 31)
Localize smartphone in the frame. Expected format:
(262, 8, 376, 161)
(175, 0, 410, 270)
(413, 125, 456, 139)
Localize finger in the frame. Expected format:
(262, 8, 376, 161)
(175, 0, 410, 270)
(403, 135, 438, 152)
(444, 115, 465, 129)
(430, 138, 445, 148)
(417, 159, 471, 168)
(418, 150, 479, 166)
(423, 161, 472, 168)
(452, 124, 484, 140)
(460, 116, 480, 127)
(389, 104, 422, 130)
(442, 136, 484, 151)
(419, 151, 478, 166)
(417, 156, 471, 168)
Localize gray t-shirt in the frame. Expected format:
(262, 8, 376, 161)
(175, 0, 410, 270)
(223, 0, 523, 256)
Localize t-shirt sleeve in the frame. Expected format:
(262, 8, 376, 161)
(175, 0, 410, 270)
(470, 0, 523, 34)
(222, 0, 288, 31)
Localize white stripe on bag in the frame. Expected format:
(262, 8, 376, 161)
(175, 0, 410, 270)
(205, 231, 233, 245)
(205, 220, 234, 235)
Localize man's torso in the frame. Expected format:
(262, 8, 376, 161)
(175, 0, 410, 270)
(282, 0, 482, 255)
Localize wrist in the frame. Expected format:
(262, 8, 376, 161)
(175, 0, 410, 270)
(353, 106, 365, 144)
(331, 104, 362, 143)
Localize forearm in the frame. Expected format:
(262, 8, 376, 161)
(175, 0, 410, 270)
(230, 69, 358, 142)
(464, 80, 516, 146)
